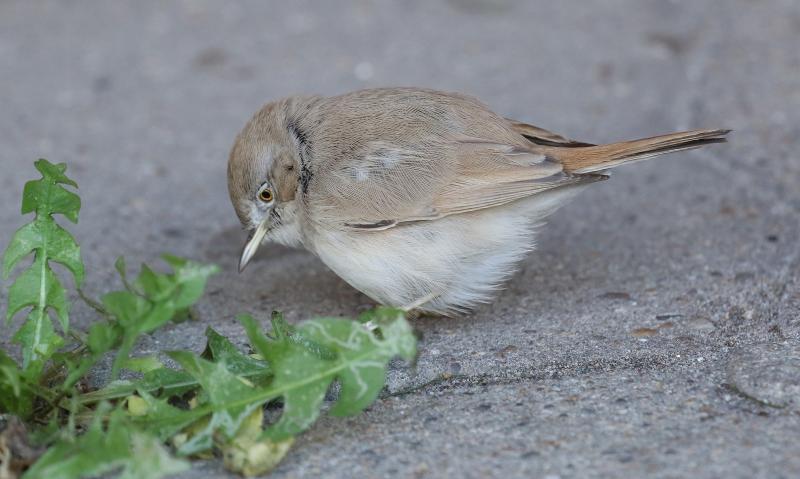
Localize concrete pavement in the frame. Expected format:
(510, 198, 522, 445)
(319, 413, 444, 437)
(1, 1, 798, 477)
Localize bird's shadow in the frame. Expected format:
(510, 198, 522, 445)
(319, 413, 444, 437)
(202, 226, 375, 320)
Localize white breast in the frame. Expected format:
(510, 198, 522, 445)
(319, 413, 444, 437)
(306, 185, 587, 315)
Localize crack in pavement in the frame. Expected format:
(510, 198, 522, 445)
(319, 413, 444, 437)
(386, 351, 675, 397)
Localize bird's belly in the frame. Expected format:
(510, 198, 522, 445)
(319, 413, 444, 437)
(310, 207, 542, 315)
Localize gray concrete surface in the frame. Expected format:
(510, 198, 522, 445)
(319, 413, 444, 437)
(2, 1, 799, 478)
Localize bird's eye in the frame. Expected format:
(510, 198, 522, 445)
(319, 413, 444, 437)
(258, 187, 273, 203)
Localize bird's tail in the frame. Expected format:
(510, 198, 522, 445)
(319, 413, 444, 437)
(552, 129, 731, 174)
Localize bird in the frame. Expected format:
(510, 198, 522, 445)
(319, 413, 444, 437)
(227, 87, 728, 316)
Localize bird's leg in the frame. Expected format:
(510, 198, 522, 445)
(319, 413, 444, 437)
(400, 291, 441, 320)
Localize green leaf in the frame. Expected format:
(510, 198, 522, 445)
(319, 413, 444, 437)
(100, 291, 152, 329)
(104, 256, 218, 333)
(23, 407, 188, 479)
(86, 321, 121, 354)
(122, 310, 415, 472)
(130, 390, 198, 442)
(2, 159, 83, 372)
(167, 351, 267, 456)
(161, 254, 220, 310)
(131, 256, 219, 310)
(358, 307, 418, 361)
(78, 329, 271, 405)
(98, 256, 216, 379)
(239, 308, 416, 440)
(135, 264, 171, 301)
(202, 327, 271, 381)
(0, 348, 32, 417)
(268, 311, 337, 360)
(20, 160, 80, 222)
(12, 308, 64, 376)
(0, 349, 22, 397)
(308, 317, 410, 417)
(137, 368, 196, 397)
(101, 290, 158, 379)
(3, 221, 83, 285)
(59, 321, 122, 393)
(98, 256, 219, 379)
(6, 257, 70, 328)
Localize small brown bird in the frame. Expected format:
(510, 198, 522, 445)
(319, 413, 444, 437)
(228, 88, 728, 315)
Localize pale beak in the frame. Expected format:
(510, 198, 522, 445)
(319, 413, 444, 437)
(239, 219, 269, 272)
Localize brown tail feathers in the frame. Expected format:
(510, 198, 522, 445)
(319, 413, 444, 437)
(552, 129, 730, 174)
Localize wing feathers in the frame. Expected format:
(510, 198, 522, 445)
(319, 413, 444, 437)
(505, 119, 595, 147)
(339, 138, 597, 230)
(552, 129, 730, 173)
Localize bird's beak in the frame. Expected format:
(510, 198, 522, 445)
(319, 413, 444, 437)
(239, 219, 269, 273)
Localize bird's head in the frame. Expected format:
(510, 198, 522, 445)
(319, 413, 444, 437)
(227, 96, 319, 271)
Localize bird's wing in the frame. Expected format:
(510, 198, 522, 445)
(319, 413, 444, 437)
(314, 136, 604, 231)
(424, 136, 602, 218)
(504, 118, 594, 147)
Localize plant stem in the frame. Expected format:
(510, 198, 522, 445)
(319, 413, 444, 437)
(78, 288, 111, 317)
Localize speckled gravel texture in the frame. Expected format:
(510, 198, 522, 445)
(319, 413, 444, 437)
(1, 1, 799, 478)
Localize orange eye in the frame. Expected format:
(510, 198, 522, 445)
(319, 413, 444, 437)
(258, 188, 273, 202)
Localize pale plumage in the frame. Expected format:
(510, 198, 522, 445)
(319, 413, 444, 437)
(228, 88, 728, 315)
